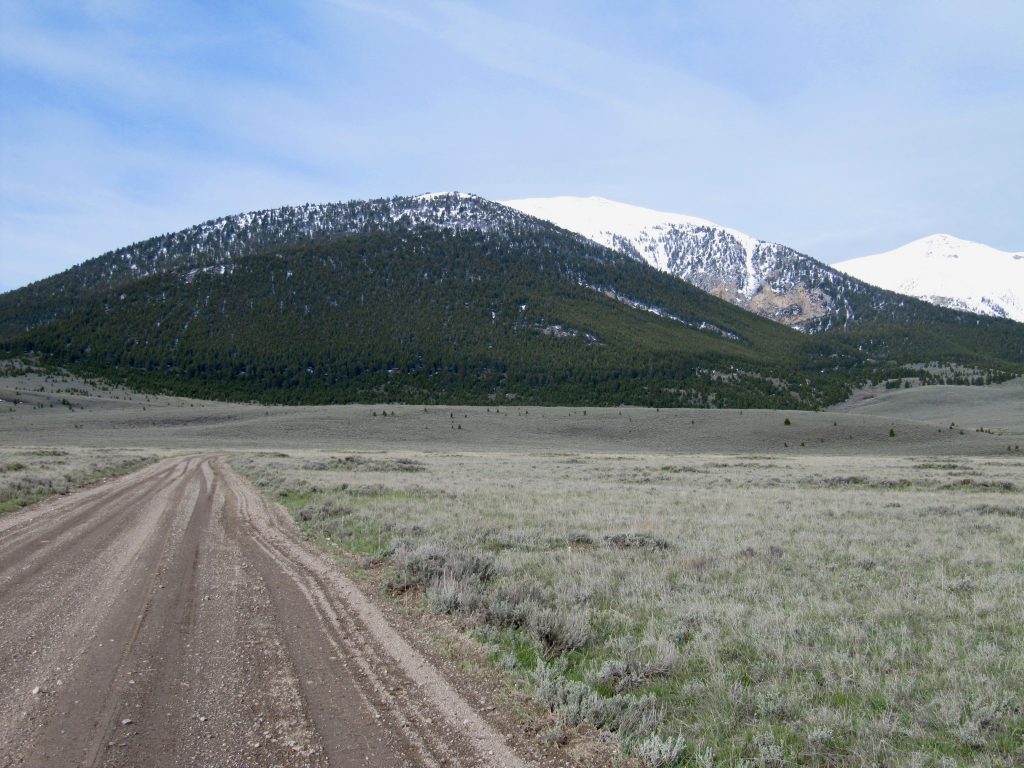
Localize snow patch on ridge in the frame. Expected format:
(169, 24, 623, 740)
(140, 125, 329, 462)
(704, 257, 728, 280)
(415, 191, 478, 202)
(575, 279, 740, 340)
(504, 196, 759, 271)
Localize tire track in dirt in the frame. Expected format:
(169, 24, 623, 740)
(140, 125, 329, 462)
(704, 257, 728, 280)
(1, 458, 203, 766)
(224, 457, 530, 768)
(0, 459, 201, 758)
(0, 462, 181, 574)
(0, 456, 533, 768)
(0, 463, 184, 605)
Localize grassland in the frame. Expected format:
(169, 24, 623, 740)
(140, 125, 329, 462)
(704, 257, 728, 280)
(2, 368, 1022, 766)
(833, 377, 1024, 438)
(229, 448, 1022, 767)
(1, 367, 1018, 457)
(0, 445, 156, 515)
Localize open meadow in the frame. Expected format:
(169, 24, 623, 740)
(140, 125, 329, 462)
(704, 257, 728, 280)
(832, 378, 1024, 438)
(1, 369, 1021, 766)
(232, 450, 1023, 766)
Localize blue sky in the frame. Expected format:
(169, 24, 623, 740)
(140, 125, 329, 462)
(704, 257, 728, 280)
(2, 0, 1022, 291)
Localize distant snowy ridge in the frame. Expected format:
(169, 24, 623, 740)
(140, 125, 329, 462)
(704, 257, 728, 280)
(503, 196, 865, 331)
(503, 196, 759, 277)
(833, 234, 1024, 322)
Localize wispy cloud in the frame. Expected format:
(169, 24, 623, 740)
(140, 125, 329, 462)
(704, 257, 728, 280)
(328, 0, 752, 121)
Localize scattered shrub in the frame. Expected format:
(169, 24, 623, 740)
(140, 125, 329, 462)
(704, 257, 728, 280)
(485, 594, 532, 629)
(390, 543, 496, 593)
(632, 732, 687, 767)
(605, 532, 671, 550)
(534, 659, 666, 742)
(565, 531, 595, 546)
(587, 659, 641, 692)
(646, 635, 682, 676)
(592, 691, 663, 737)
(530, 607, 591, 654)
(425, 572, 464, 614)
(389, 543, 447, 592)
(296, 497, 350, 522)
(589, 633, 682, 693)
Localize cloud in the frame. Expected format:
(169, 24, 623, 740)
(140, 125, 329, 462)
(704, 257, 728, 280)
(1, 0, 1021, 290)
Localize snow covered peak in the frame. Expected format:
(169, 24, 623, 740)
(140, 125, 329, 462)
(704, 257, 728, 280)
(502, 196, 760, 269)
(504, 195, 724, 237)
(502, 196, 846, 328)
(834, 235, 1024, 322)
(881, 233, 1016, 262)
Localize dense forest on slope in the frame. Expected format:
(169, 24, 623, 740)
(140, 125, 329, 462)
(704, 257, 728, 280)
(0, 194, 543, 338)
(1, 194, 1021, 407)
(3, 229, 860, 407)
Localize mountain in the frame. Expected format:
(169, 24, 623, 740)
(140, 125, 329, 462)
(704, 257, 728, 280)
(833, 234, 1024, 322)
(1, 193, 1021, 407)
(0, 193, 855, 408)
(502, 196, 1020, 335)
(0, 193, 532, 339)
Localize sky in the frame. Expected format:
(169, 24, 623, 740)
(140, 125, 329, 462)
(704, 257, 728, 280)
(1, 0, 1022, 292)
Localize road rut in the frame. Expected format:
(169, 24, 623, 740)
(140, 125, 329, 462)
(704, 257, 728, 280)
(0, 456, 529, 767)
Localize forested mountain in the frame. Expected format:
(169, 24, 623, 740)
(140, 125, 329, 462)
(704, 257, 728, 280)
(1, 193, 1021, 407)
(0, 193, 543, 338)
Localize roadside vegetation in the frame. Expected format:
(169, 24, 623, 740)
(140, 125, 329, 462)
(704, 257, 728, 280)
(0, 447, 156, 514)
(234, 450, 1024, 767)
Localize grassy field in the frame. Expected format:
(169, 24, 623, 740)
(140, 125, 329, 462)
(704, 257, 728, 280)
(232, 449, 1023, 767)
(3, 367, 1022, 765)
(1, 368, 1019, 457)
(832, 378, 1024, 438)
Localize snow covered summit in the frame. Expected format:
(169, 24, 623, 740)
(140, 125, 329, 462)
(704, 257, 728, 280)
(503, 196, 854, 331)
(834, 235, 1024, 322)
(503, 196, 758, 277)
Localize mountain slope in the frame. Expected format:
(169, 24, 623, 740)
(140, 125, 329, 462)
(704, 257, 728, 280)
(502, 196, 1024, 336)
(502, 196, 855, 330)
(1, 195, 856, 408)
(0, 193, 541, 338)
(833, 234, 1024, 322)
(2, 193, 1021, 407)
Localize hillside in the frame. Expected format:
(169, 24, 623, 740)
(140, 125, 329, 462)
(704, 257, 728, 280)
(831, 377, 1024, 435)
(1, 198, 853, 407)
(1, 193, 1021, 407)
(0, 193, 537, 338)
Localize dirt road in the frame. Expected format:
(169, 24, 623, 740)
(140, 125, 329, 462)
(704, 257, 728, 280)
(0, 456, 529, 768)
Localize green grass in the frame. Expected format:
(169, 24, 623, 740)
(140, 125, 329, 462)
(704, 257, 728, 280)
(0, 490, 49, 514)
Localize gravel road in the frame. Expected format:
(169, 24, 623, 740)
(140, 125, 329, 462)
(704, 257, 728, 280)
(0, 456, 529, 767)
